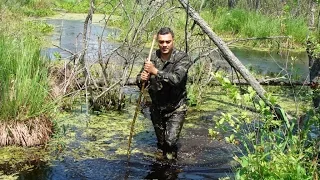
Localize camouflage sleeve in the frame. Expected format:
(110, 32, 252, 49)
(156, 52, 192, 86)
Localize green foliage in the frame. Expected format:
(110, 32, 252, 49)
(235, 148, 311, 180)
(242, 13, 280, 38)
(307, 33, 320, 58)
(54, 0, 121, 14)
(25, 21, 54, 34)
(21, 6, 54, 17)
(211, 72, 319, 179)
(0, 26, 54, 121)
(214, 8, 248, 35)
(282, 17, 308, 43)
(54, 0, 90, 13)
(2, 0, 55, 17)
(187, 60, 213, 107)
(187, 84, 200, 106)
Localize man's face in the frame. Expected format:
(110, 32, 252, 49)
(157, 33, 174, 55)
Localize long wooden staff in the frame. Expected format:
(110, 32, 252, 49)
(127, 35, 157, 160)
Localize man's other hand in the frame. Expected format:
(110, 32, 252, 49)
(140, 70, 150, 81)
(144, 61, 158, 75)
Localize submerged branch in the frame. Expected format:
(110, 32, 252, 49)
(227, 36, 291, 44)
(93, 79, 122, 103)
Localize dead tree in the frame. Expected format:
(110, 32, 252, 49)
(308, 0, 317, 28)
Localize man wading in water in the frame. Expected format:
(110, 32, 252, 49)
(136, 27, 192, 160)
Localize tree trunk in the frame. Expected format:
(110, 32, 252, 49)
(294, 0, 301, 17)
(78, 0, 95, 79)
(309, 0, 317, 28)
(228, 0, 236, 9)
(254, 0, 260, 11)
(178, 0, 274, 108)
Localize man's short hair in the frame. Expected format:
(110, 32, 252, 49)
(157, 27, 174, 38)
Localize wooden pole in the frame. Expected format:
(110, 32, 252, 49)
(127, 35, 157, 160)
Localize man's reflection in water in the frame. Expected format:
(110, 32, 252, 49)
(144, 162, 182, 180)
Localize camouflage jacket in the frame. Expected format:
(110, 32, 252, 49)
(136, 49, 193, 112)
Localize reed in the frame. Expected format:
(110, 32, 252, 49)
(0, 33, 53, 122)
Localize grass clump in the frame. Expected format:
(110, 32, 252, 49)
(0, 12, 55, 146)
(0, 33, 54, 121)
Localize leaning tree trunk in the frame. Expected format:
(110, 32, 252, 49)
(306, 40, 320, 109)
(178, 0, 272, 107)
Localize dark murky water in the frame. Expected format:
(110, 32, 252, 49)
(6, 85, 237, 180)
(231, 47, 309, 81)
(207, 47, 309, 81)
(17, 159, 234, 180)
(15, 107, 237, 180)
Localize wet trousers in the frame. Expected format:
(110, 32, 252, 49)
(150, 104, 187, 158)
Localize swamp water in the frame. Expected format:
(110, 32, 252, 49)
(0, 15, 312, 179)
(1, 87, 239, 180)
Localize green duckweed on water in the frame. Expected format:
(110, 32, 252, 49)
(0, 101, 151, 175)
(48, 104, 152, 159)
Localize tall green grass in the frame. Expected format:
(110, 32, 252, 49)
(1, 0, 54, 17)
(0, 33, 53, 121)
(211, 8, 308, 44)
(54, 0, 121, 14)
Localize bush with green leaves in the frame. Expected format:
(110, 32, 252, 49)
(209, 72, 319, 179)
(1, 0, 54, 17)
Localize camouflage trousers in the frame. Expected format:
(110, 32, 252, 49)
(150, 104, 187, 158)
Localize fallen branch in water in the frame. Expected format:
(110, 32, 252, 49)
(93, 79, 122, 103)
(121, 77, 312, 87)
(227, 36, 291, 44)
